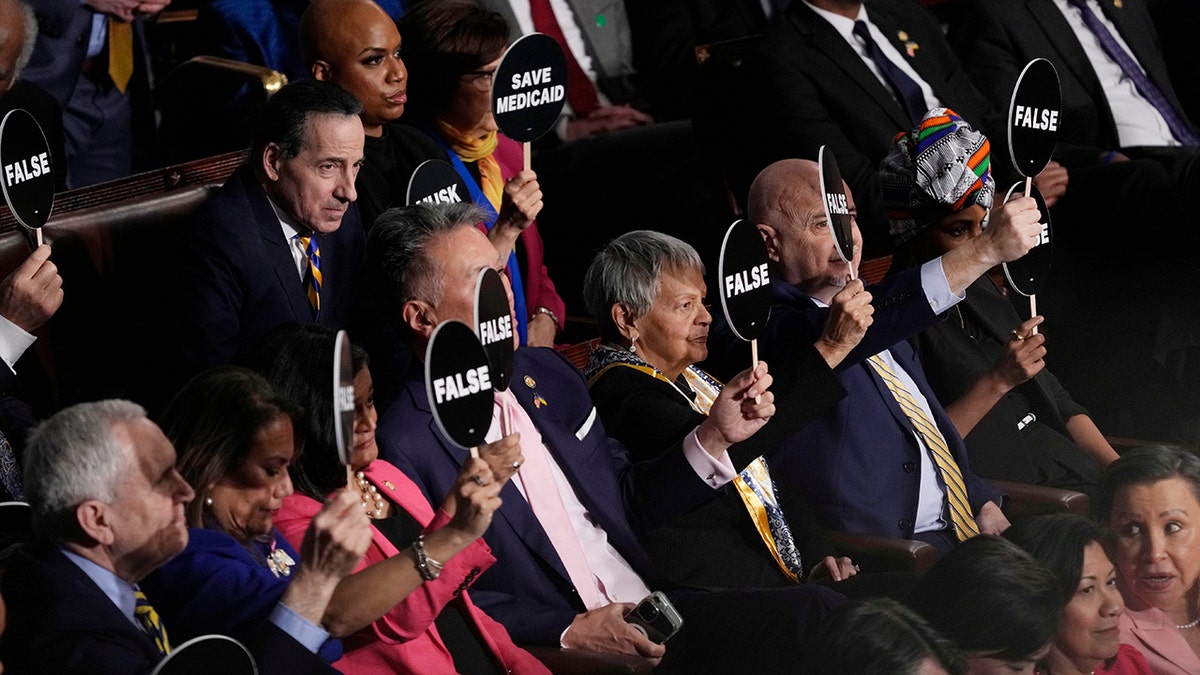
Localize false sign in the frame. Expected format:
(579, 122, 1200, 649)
(475, 267, 515, 391)
(717, 219, 772, 342)
(819, 145, 855, 265)
(425, 320, 494, 450)
(1007, 58, 1062, 179)
(0, 108, 54, 231)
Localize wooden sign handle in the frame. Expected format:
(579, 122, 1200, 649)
(1023, 175, 1038, 335)
(523, 142, 531, 172)
(34, 228, 42, 247)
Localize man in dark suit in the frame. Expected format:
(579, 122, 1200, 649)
(727, 0, 1009, 253)
(180, 79, 367, 375)
(367, 201, 844, 672)
(23, 0, 167, 188)
(0, 399, 359, 673)
(0, 0, 65, 191)
(707, 158, 1043, 554)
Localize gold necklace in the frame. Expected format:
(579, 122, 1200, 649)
(355, 471, 386, 519)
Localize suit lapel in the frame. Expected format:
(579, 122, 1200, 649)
(1026, 0, 1108, 101)
(246, 176, 313, 322)
(790, 4, 911, 130)
(1096, 0, 1173, 102)
(405, 373, 576, 588)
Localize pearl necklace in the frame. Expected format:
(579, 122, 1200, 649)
(354, 471, 386, 519)
(1177, 615, 1200, 630)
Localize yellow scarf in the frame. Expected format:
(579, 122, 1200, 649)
(436, 120, 503, 211)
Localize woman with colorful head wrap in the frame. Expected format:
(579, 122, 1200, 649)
(879, 108, 1117, 496)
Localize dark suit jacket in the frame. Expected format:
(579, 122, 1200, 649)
(706, 271, 1004, 541)
(587, 349, 845, 589)
(0, 541, 334, 674)
(375, 347, 719, 644)
(949, 0, 1197, 167)
(731, 0, 1005, 250)
(180, 165, 366, 373)
(911, 277, 1101, 493)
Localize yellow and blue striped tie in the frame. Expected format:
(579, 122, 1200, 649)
(134, 588, 171, 655)
(298, 234, 322, 319)
(866, 354, 980, 542)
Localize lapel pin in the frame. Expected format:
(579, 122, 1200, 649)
(383, 480, 395, 491)
(533, 393, 548, 409)
(524, 375, 536, 388)
(1114, 0, 1123, 7)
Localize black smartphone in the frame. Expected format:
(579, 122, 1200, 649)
(623, 591, 683, 644)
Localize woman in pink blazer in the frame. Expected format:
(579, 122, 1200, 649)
(259, 324, 548, 674)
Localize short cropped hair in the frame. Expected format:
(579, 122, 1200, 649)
(249, 79, 362, 168)
(582, 230, 705, 344)
(23, 400, 146, 541)
(159, 366, 306, 528)
(805, 597, 967, 674)
(366, 201, 488, 330)
(1095, 444, 1200, 525)
(908, 535, 1061, 662)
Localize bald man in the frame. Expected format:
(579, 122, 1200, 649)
(706, 158, 1044, 554)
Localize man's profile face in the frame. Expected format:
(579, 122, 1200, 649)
(421, 225, 516, 347)
(105, 418, 194, 583)
(774, 179, 863, 305)
(265, 113, 365, 234)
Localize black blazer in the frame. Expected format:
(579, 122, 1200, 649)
(729, 0, 1005, 250)
(587, 346, 845, 589)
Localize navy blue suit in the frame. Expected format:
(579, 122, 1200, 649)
(707, 270, 1004, 547)
(180, 166, 366, 374)
(0, 541, 334, 674)
(377, 346, 843, 670)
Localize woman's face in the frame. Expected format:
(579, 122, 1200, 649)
(912, 205, 985, 260)
(626, 266, 711, 379)
(1053, 541, 1123, 669)
(207, 415, 296, 544)
(350, 366, 379, 471)
(1109, 477, 1200, 617)
(442, 56, 501, 139)
(313, 5, 408, 135)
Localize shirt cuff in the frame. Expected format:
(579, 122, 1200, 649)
(682, 429, 737, 488)
(269, 603, 330, 653)
(0, 313, 34, 373)
(922, 258, 966, 315)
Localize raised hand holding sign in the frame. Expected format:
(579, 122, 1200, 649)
(491, 33, 568, 170)
(718, 219, 772, 374)
(425, 320, 494, 459)
(1000, 182, 1053, 302)
(0, 109, 55, 247)
(1006, 58, 1061, 332)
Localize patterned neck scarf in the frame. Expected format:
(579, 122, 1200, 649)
(436, 119, 503, 211)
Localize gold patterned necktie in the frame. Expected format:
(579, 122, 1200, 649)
(133, 588, 171, 655)
(296, 234, 322, 319)
(107, 18, 134, 94)
(866, 354, 980, 542)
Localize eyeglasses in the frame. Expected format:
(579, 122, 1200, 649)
(462, 68, 496, 92)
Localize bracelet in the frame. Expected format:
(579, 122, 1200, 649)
(411, 535, 445, 581)
(533, 306, 561, 331)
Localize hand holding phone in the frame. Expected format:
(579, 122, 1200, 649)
(623, 591, 683, 644)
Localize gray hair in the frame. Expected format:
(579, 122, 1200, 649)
(23, 400, 146, 541)
(366, 201, 489, 333)
(12, 0, 34, 78)
(582, 230, 705, 344)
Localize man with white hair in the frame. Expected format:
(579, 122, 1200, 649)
(0, 0, 65, 189)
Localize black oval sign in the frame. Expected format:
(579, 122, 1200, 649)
(406, 159, 469, 206)
(1007, 58, 1062, 179)
(425, 320, 494, 449)
(475, 267, 514, 391)
(718, 218, 772, 342)
(1001, 182, 1053, 297)
(0, 109, 54, 229)
(819, 145, 855, 264)
(332, 330, 355, 467)
(492, 32, 568, 143)
(151, 635, 256, 675)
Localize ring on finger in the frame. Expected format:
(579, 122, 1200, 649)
(472, 475, 487, 486)
(852, 564, 861, 572)
(1011, 329, 1026, 342)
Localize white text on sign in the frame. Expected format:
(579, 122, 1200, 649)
(725, 263, 770, 298)
(1013, 105, 1059, 132)
(1037, 222, 1050, 246)
(337, 385, 354, 412)
(478, 315, 513, 345)
(417, 184, 462, 205)
(825, 192, 849, 216)
(433, 366, 493, 404)
(496, 67, 565, 113)
(5, 152, 49, 186)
